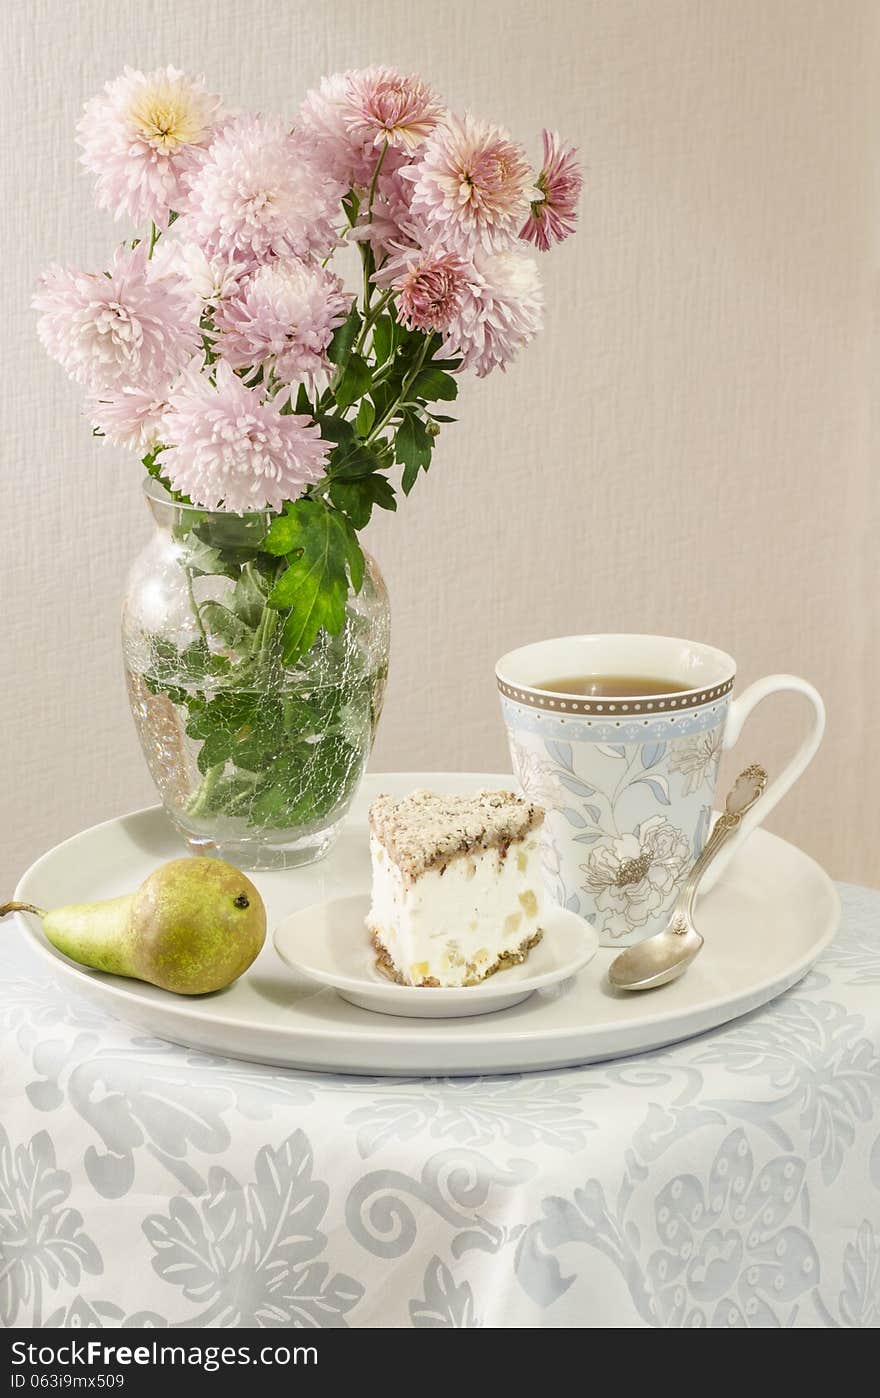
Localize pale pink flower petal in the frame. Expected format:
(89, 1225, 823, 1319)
(33, 242, 201, 394)
(216, 258, 351, 386)
(343, 67, 444, 152)
(76, 66, 222, 228)
(403, 113, 535, 254)
(519, 129, 583, 251)
(298, 71, 374, 187)
(158, 361, 329, 512)
(180, 115, 345, 262)
(88, 384, 169, 452)
(442, 248, 543, 376)
(374, 243, 469, 333)
(149, 238, 251, 310)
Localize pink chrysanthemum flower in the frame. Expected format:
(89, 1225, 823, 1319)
(298, 72, 373, 186)
(88, 384, 170, 452)
(33, 242, 200, 394)
(519, 130, 582, 251)
(299, 68, 440, 187)
(181, 116, 344, 262)
(157, 361, 329, 512)
(403, 113, 535, 254)
(374, 244, 469, 333)
(343, 67, 444, 152)
(76, 66, 222, 228)
(216, 258, 350, 386)
(442, 248, 543, 376)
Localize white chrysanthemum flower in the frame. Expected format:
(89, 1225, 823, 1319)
(76, 65, 222, 228)
(180, 115, 345, 262)
(149, 238, 250, 310)
(443, 249, 543, 376)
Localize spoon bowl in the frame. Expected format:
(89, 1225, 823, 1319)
(608, 913, 703, 991)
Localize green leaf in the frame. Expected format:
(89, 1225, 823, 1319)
(411, 367, 459, 402)
(316, 415, 356, 446)
(175, 640, 232, 682)
(327, 304, 361, 369)
(200, 600, 251, 649)
(192, 513, 267, 565)
(249, 779, 293, 826)
(196, 726, 234, 776)
(228, 565, 269, 629)
(394, 410, 433, 494)
(371, 315, 396, 366)
(185, 691, 256, 742)
(328, 480, 370, 530)
(401, 460, 421, 495)
(334, 352, 372, 411)
(294, 383, 313, 415)
(329, 475, 397, 529)
(355, 398, 376, 435)
(327, 440, 384, 480)
(265, 500, 357, 661)
(372, 441, 394, 471)
(369, 380, 395, 417)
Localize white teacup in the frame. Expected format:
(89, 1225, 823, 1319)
(496, 634, 824, 946)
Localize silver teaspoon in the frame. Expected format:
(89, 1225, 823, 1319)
(607, 764, 768, 992)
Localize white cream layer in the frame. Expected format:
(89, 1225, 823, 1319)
(367, 833, 546, 987)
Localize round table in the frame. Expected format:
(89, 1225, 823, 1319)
(1, 882, 878, 1330)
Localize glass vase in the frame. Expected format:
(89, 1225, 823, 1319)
(122, 479, 390, 870)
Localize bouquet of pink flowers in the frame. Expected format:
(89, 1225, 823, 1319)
(35, 63, 581, 662)
(33, 65, 581, 861)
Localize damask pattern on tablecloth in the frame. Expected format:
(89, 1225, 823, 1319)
(0, 883, 878, 1329)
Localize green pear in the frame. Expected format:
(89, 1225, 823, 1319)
(2, 858, 266, 995)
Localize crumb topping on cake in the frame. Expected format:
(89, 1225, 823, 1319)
(370, 925, 544, 988)
(368, 788, 544, 882)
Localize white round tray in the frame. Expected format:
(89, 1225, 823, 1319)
(13, 772, 840, 1077)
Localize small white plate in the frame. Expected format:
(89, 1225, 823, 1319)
(273, 894, 599, 1018)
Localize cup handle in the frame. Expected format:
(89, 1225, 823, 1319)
(699, 674, 825, 893)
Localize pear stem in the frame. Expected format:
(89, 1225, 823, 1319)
(0, 900, 45, 919)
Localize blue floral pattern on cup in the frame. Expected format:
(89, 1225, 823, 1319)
(503, 700, 726, 944)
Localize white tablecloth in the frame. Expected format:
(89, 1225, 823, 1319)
(1, 882, 878, 1329)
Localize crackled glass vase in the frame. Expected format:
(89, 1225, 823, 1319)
(122, 480, 390, 870)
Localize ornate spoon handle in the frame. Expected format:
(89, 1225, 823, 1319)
(671, 765, 768, 931)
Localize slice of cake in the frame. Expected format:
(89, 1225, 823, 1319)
(366, 789, 546, 988)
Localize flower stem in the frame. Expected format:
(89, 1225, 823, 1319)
(148, 221, 160, 258)
(359, 142, 390, 320)
(354, 289, 394, 357)
(185, 762, 224, 818)
(366, 142, 389, 223)
(185, 567, 208, 644)
(366, 336, 432, 445)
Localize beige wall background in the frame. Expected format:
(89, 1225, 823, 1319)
(1, 0, 878, 892)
